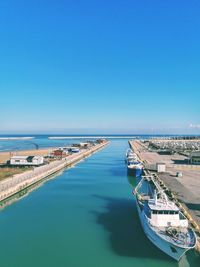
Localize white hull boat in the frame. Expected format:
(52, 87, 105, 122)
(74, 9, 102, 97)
(133, 179, 196, 261)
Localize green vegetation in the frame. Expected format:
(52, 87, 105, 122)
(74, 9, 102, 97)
(0, 167, 31, 181)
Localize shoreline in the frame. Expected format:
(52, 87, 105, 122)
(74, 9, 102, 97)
(48, 136, 139, 139)
(0, 141, 109, 206)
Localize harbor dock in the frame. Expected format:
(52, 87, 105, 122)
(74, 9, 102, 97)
(129, 139, 200, 253)
(0, 140, 108, 205)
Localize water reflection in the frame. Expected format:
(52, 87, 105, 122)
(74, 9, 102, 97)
(92, 195, 175, 262)
(126, 175, 200, 266)
(93, 194, 200, 266)
(127, 174, 138, 188)
(0, 170, 63, 210)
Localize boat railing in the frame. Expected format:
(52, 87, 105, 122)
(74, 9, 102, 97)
(150, 224, 195, 247)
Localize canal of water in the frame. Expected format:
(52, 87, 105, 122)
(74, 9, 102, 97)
(0, 139, 199, 267)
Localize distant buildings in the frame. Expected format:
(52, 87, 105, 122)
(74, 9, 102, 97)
(72, 142, 92, 148)
(50, 149, 69, 158)
(10, 156, 44, 166)
(79, 142, 91, 148)
(8, 140, 106, 166)
(96, 139, 106, 144)
(50, 146, 80, 158)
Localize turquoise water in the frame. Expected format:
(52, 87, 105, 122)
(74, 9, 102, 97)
(0, 139, 199, 267)
(0, 135, 85, 151)
(0, 134, 174, 151)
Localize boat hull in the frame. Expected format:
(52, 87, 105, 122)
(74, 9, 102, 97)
(136, 200, 189, 261)
(127, 167, 143, 177)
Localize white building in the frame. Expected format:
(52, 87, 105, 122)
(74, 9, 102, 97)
(79, 142, 90, 148)
(10, 156, 44, 166)
(156, 162, 166, 173)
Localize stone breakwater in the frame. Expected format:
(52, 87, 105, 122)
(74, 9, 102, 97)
(0, 141, 108, 203)
(0, 137, 34, 140)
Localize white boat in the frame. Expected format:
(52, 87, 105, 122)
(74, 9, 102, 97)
(133, 179, 197, 261)
(126, 148, 134, 157)
(125, 149, 137, 161)
(127, 160, 143, 177)
(125, 149, 143, 176)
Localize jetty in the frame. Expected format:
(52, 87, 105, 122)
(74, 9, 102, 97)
(0, 137, 34, 140)
(129, 139, 200, 253)
(0, 140, 108, 204)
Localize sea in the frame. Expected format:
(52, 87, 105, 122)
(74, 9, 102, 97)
(0, 135, 199, 267)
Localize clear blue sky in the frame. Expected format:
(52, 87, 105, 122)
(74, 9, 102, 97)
(0, 0, 200, 134)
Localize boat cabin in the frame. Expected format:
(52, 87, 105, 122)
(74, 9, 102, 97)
(126, 149, 134, 157)
(127, 160, 141, 166)
(144, 198, 188, 228)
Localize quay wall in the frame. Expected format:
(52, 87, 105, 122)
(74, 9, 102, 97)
(128, 140, 200, 253)
(0, 142, 108, 203)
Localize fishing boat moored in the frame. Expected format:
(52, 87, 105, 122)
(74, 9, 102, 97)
(133, 177, 197, 261)
(125, 148, 143, 177)
(127, 160, 143, 177)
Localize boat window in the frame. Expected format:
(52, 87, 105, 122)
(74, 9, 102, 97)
(179, 212, 186, 219)
(151, 210, 179, 215)
(169, 211, 178, 214)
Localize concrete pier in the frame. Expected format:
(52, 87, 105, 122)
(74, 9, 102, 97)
(129, 139, 200, 253)
(0, 141, 108, 204)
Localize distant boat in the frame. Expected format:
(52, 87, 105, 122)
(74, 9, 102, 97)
(125, 149, 143, 176)
(133, 179, 197, 261)
(127, 160, 143, 177)
(125, 148, 137, 162)
(126, 148, 135, 158)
